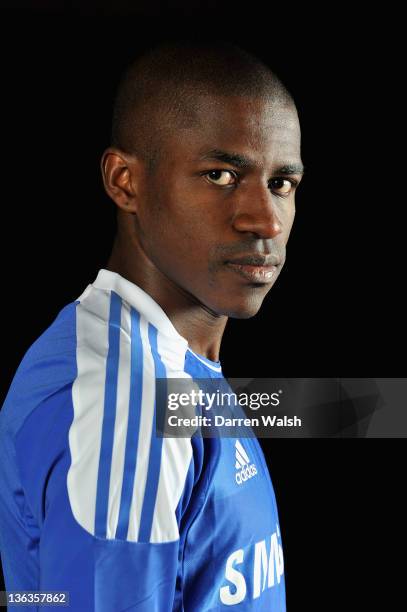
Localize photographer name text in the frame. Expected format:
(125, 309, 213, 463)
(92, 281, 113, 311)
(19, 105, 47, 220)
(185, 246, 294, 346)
(167, 415, 302, 428)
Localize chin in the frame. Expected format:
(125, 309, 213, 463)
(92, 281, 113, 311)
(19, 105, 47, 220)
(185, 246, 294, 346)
(215, 293, 266, 319)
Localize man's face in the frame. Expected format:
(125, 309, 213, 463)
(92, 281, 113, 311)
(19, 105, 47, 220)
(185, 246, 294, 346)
(136, 94, 303, 318)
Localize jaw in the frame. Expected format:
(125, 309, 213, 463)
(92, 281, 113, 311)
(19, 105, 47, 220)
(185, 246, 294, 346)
(203, 285, 272, 319)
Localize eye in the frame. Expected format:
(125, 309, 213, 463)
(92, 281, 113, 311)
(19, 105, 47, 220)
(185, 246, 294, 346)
(269, 178, 295, 196)
(204, 169, 237, 186)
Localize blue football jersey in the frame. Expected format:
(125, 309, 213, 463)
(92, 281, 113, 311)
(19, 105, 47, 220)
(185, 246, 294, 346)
(0, 269, 286, 611)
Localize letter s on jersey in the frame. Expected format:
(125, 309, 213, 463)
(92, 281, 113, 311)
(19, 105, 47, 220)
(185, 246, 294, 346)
(220, 525, 284, 606)
(219, 548, 247, 605)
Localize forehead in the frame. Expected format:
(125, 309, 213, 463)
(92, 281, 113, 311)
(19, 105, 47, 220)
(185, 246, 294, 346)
(168, 94, 301, 165)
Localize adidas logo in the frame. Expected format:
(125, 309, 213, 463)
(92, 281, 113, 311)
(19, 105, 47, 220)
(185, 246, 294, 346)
(235, 440, 258, 485)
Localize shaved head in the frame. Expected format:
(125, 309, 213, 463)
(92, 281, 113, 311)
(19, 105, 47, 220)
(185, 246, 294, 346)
(111, 40, 296, 172)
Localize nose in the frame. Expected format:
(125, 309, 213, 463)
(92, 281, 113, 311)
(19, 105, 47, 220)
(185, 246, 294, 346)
(231, 182, 283, 239)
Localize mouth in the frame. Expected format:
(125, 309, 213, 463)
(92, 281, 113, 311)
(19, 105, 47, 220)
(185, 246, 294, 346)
(226, 254, 281, 267)
(225, 255, 281, 284)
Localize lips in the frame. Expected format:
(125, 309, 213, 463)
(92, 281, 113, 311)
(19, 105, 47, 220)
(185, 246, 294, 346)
(226, 254, 281, 267)
(225, 254, 281, 283)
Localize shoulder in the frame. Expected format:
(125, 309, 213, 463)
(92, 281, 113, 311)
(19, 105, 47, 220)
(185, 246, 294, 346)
(0, 300, 78, 434)
(2, 282, 201, 543)
(70, 284, 199, 543)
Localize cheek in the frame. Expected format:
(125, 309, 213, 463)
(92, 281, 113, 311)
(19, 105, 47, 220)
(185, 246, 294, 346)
(279, 202, 296, 238)
(286, 209, 295, 234)
(143, 196, 215, 272)
(155, 184, 220, 247)
(143, 176, 227, 277)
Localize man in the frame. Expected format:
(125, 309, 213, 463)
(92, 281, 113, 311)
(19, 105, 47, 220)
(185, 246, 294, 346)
(0, 40, 303, 610)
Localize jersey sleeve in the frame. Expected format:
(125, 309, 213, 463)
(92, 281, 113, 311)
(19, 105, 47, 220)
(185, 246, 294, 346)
(13, 375, 203, 612)
(1, 287, 206, 611)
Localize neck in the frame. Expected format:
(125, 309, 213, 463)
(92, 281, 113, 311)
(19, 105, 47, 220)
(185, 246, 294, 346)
(105, 224, 227, 363)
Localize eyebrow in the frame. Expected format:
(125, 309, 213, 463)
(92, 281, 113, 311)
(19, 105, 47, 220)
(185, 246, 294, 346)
(197, 149, 305, 175)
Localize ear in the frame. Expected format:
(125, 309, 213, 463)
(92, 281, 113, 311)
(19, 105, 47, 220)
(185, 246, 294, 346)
(100, 148, 143, 213)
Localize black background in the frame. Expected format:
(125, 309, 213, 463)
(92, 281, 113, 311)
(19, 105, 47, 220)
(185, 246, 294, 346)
(0, 2, 404, 609)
